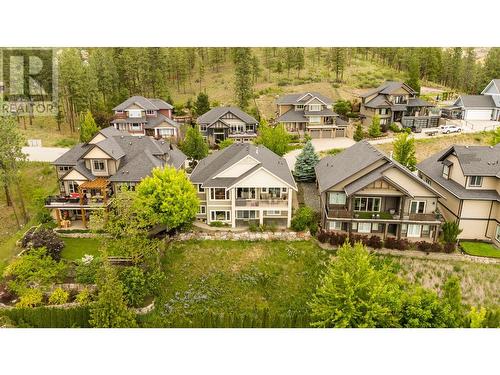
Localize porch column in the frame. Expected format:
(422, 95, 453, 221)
(287, 188, 292, 227)
(81, 208, 87, 228)
(55, 208, 62, 227)
(231, 189, 236, 228)
(383, 223, 388, 239)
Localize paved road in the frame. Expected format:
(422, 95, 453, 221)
(22, 146, 70, 162)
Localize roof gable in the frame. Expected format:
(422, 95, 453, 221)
(481, 79, 500, 95)
(214, 155, 260, 178)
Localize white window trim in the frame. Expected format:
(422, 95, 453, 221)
(358, 222, 371, 233)
(328, 192, 347, 205)
(127, 109, 143, 118)
(410, 200, 426, 214)
(407, 224, 422, 238)
(328, 221, 342, 230)
(442, 165, 450, 179)
(68, 181, 79, 194)
(236, 210, 258, 219)
(210, 188, 230, 201)
(91, 159, 107, 174)
(210, 210, 231, 222)
(309, 116, 321, 124)
(131, 123, 142, 131)
(309, 104, 322, 112)
(266, 210, 281, 216)
(469, 176, 483, 187)
(236, 187, 257, 200)
(354, 196, 381, 212)
(198, 205, 206, 214)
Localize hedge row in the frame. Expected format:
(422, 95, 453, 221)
(0, 306, 91, 328)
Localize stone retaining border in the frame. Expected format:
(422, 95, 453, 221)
(176, 231, 311, 241)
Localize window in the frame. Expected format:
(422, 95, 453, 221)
(442, 164, 450, 179)
(358, 222, 371, 233)
(328, 192, 347, 205)
(422, 225, 430, 236)
(236, 188, 256, 199)
(210, 210, 230, 222)
(266, 210, 281, 216)
(268, 188, 282, 198)
(380, 118, 389, 125)
(309, 104, 321, 111)
(198, 205, 206, 214)
(131, 123, 142, 131)
(469, 176, 483, 187)
(200, 124, 207, 132)
(295, 105, 304, 111)
(394, 95, 406, 104)
(354, 197, 381, 212)
(128, 109, 142, 118)
(68, 181, 79, 194)
(309, 116, 321, 124)
(115, 110, 124, 114)
(210, 188, 229, 200)
(198, 184, 205, 193)
(410, 200, 426, 214)
(407, 224, 422, 238)
(231, 124, 244, 133)
(92, 160, 106, 172)
(425, 178, 432, 186)
(496, 225, 500, 242)
(246, 124, 255, 132)
(236, 210, 258, 219)
(328, 221, 342, 230)
(379, 108, 388, 115)
(58, 166, 71, 173)
(158, 128, 174, 136)
(372, 223, 379, 231)
(146, 110, 156, 115)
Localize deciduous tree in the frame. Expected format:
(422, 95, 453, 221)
(181, 126, 209, 162)
(392, 132, 417, 171)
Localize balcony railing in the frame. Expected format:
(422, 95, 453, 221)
(45, 195, 108, 207)
(236, 199, 288, 208)
(326, 207, 440, 222)
(408, 213, 440, 222)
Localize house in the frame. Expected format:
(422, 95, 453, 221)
(110, 96, 181, 141)
(196, 106, 258, 145)
(190, 142, 297, 228)
(359, 81, 439, 130)
(417, 144, 500, 247)
(315, 141, 442, 241)
(45, 126, 187, 228)
(275, 92, 348, 138)
(445, 79, 500, 121)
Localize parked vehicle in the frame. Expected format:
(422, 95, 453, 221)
(440, 124, 462, 134)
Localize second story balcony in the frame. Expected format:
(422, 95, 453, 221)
(236, 199, 288, 208)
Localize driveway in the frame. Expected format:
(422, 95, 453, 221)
(284, 137, 355, 170)
(22, 146, 69, 162)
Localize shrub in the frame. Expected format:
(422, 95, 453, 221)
(381, 123, 389, 133)
(389, 123, 401, 132)
(328, 232, 348, 247)
(442, 221, 462, 244)
(209, 221, 226, 228)
(145, 270, 166, 297)
(119, 266, 147, 307)
(444, 242, 456, 253)
(309, 221, 319, 236)
(21, 228, 64, 261)
(353, 123, 364, 141)
(317, 230, 330, 243)
(396, 239, 410, 251)
(368, 115, 382, 138)
(348, 234, 369, 246)
(48, 287, 69, 305)
(291, 207, 315, 232)
(368, 235, 383, 249)
(75, 288, 93, 306)
(430, 243, 444, 252)
(416, 241, 432, 252)
(75, 256, 102, 284)
(384, 237, 409, 250)
(16, 289, 43, 308)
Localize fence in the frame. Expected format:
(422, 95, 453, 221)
(0, 306, 91, 328)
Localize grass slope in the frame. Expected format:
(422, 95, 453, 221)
(460, 242, 500, 259)
(61, 237, 101, 260)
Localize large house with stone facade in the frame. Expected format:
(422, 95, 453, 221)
(190, 142, 297, 228)
(315, 141, 443, 241)
(45, 126, 186, 228)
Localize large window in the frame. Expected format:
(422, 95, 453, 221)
(92, 160, 106, 173)
(309, 116, 321, 124)
(469, 176, 483, 187)
(128, 109, 142, 118)
(394, 95, 406, 104)
(410, 200, 426, 214)
(354, 197, 381, 212)
(379, 108, 388, 115)
(68, 181, 79, 194)
(236, 188, 256, 199)
(158, 128, 174, 136)
(358, 222, 371, 233)
(442, 165, 450, 179)
(328, 221, 342, 231)
(210, 188, 229, 200)
(131, 123, 142, 131)
(210, 210, 230, 222)
(328, 192, 347, 205)
(309, 104, 322, 111)
(236, 210, 258, 219)
(407, 224, 422, 238)
(262, 187, 282, 199)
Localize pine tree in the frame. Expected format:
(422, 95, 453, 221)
(233, 48, 253, 109)
(293, 141, 319, 182)
(193, 92, 210, 117)
(405, 49, 421, 94)
(79, 110, 99, 143)
(353, 123, 364, 142)
(392, 132, 417, 171)
(368, 115, 381, 138)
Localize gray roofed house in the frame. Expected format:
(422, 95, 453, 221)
(196, 106, 259, 146)
(111, 96, 180, 141)
(448, 79, 500, 121)
(190, 142, 297, 229)
(315, 140, 443, 242)
(417, 144, 500, 245)
(275, 92, 348, 139)
(359, 81, 438, 129)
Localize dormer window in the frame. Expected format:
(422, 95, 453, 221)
(309, 104, 322, 111)
(469, 176, 482, 187)
(295, 105, 304, 111)
(146, 110, 156, 115)
(92, 160, 107, 174)
(442, 164, 450, 179)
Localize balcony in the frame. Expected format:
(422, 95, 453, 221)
(408, 213, 440, 222)
(236, 199, 288, 208)
(326, 208, 398, 220)
(45, 195, 108, 208)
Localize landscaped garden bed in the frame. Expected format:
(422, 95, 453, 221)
(460, 241, 500, 259)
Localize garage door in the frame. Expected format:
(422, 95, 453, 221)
(310, 130, 321, 139)
(465, 109, 493, 121)
(335, 128, 345, 137)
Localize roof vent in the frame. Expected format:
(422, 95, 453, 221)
(120, 135, 124, 139)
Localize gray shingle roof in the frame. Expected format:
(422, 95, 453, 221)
(53, 143, 90, 166)
(99, 126, 122, 138)
(190, 143, 296, 190)
(276, 92, 333, 105)
(143, 113, 180, 129)
(113, 96, 173, 111)
(437, 145, 500, 177)
(304, 108, 338, 116)
(363, 95, 392, 108)
(455, 95, 496, 108)
(360, 81, 416, 98)
(343, 164, 393, 196)
(407, 97, 434, 107)
(275, 109, 308, 123)
(197, 107, 258, 125)
(417, 148, 500, 201)
(91, 137, 126, 160)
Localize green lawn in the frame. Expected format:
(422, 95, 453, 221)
(61, 237, 101, 260)
(460, 241, 500, 259)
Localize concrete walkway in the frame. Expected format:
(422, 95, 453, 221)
(22, 146, 69, 162)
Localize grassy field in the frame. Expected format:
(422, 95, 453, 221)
(145, 240, 500, 325)
(460, 242, 500, 259)
(61, 237, 101, 260)
(375, 131, 496, 162)
(18, 116, 78, 147)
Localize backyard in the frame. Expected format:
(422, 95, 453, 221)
(460, 241, 500, 259)
(61, 237, 101, 260)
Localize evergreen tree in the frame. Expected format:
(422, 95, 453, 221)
(293, 141, 319, 182)
(353, 123, 364, 142)
(181, 126, 209, 162)
(368, 115, 381, 138)
(193, 92, 211, 117)
(233, 48, 253, 109)
(405, 49, 421, 94)
(392, 132, 417, 171)
(90, 263, 137, 328)
(79, 110, 99, 143)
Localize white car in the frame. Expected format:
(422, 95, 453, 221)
(440, 125, 462, 134)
